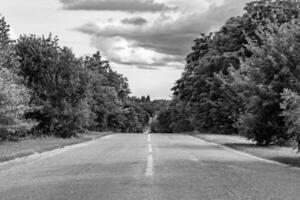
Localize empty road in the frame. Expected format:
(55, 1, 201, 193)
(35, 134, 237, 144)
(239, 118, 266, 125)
(0, 134, 299, 200)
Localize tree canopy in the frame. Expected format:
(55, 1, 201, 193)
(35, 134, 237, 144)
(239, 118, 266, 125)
(155, 0, 300, 149)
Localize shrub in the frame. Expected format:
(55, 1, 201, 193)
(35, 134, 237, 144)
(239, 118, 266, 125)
(281, 89, 300, 150)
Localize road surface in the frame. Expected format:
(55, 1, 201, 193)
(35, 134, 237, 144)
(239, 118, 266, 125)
(0, 133, 299, 200)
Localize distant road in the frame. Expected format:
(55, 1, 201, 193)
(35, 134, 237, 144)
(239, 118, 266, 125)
(0, 134, 299, 200)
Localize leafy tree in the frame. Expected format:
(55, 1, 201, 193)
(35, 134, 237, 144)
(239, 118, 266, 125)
(15, 35, 89, 137)
(0, 14, 151, 138)
(0, 16, 32, 140)
(0, 16, 11, 46)
(280, 89, 300, 150)
(231, 21, 300, 145)
(126, 97, 150, 127)
(83, 52, 122, 130)
(170, 0, 300, 138)
(106, 112, 127, 132)
(82, 52, 152, 133)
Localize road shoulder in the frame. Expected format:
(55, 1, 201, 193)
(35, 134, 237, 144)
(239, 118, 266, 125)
(192, 133, 300, 168)
(0, 132, 112, 163)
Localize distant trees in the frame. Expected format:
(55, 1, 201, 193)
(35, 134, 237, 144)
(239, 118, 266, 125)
(82, 52, 155, 133)
(151, 99, 193, 133)
(154, 0, 300, 149)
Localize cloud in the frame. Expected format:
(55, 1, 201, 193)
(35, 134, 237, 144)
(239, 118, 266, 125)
(60, 0, 176, 12)
(121, 17, 148, 26)
(75, 0, 251, 68)
(90, 36, 183, 69)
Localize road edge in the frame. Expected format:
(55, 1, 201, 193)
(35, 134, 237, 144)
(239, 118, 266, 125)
(0, 133, 113, 164)
(191, 134, 300, 171)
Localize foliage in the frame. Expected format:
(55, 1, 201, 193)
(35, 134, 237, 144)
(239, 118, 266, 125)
(0, 14, 156, 140)
(0, 16, 32, 141)
(281, 89, 300, 150)
(82, 52, 153, 133)
(83, 52, 124, 130)
(229, 21, 300, 145)
(161, 0, 300, 149)
(15, 35, 89, 137)
(176, 0, 300, 135)
(151, 107, 173, 133)
(151, 100, 193, 133)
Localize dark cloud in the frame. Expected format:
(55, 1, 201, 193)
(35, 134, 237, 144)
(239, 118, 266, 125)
(75, 0, 251, 68)
(60, 0, 176, 12)
(121, 17, 148, 26)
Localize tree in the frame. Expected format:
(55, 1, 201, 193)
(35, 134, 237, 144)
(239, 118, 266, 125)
(169, 0, 300, 137)
(0, 16, 31, 140)
(83, 52, 121, 130)
(15, 34, 89, 137)
(82, 52, 139, 132)
(151, 99, 193, 133)
(232, 21, 300, 145)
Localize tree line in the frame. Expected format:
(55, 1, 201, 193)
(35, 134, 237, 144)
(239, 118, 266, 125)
(0, 16, 163, 141)
(152, 0, 300, 150)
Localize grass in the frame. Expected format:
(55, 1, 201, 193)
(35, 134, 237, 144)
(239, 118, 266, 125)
(193, 133, 300, 168)
(0, 131, 111, 163)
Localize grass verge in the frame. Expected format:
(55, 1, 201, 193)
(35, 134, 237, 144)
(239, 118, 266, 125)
(0, 132, 112, 163)
(193, 133, 300, 168)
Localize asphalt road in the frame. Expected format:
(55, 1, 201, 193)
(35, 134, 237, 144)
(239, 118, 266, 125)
(0, 133, 299, 200)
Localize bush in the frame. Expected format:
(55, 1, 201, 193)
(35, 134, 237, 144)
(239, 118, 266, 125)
(281, 89, 300, 150)
(0, 123, 33, 141)
(235, 112, 281, 146)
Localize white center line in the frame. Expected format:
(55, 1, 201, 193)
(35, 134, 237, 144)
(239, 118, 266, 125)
(148, 144, 153, 153)
(145, 133, 154, 177)
(146, 154, 153, 177)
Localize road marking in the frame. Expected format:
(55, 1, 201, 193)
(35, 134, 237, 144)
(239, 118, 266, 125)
(148, 144, 153, 153)
(146, 154, 153, 177)
(146, 133, 154, 177)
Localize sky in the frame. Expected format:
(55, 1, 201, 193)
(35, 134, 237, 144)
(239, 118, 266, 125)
(0, 0, 250, 99)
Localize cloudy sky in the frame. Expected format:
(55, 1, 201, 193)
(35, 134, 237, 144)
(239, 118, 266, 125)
(0, 0, 250, 99)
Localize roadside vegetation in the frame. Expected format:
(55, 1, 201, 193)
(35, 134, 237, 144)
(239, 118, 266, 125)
(0, 132, 110, 163)
(152, 0, 300, 151)
(0, 15, 164, 143)
(1, 0, 300, 164)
